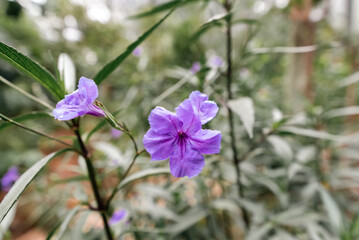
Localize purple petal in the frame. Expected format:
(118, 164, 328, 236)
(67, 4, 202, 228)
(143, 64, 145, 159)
(169, 143, 204, 178)
(111, 129, 123, 138)
(176, 99, 201, 135)
(148, 107, 181, 135)
(78, 77, 99, 104)
(143, 129, 176, 160)
(2, 166, 20, 192)
(109, 209, 127, 226)
(132, 46, 143, 57)
(190, 62, 201, 74)
(189, 91, 218, 124)
(52, 95, 88, 121)
(86, 103, 105, 117)
(209, 56, 223, 67)
(189, 129, 221, 154)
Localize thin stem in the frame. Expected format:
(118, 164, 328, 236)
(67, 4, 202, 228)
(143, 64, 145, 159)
(224, 0, 250, 228)
(106, 149, 145, 207)
(0, 75, 54, 110)
(73, 125, 113, 240)
(0, 112, 74, 148)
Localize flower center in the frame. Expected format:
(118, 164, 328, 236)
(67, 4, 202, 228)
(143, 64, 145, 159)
(177, 131, 188, 145)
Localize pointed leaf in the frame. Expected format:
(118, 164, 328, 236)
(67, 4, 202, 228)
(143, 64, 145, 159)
(0, 112, 50, 131)
(228, 97, 255, 138)
(0, 42, 64, 99)
(50, 205, 82, 240)
(318, 186, 343, 232)
(130, 0, 195, 19)
(0, 149, 70, 222)
(94, 9, 175, 84)
(118, 168, 170, 190)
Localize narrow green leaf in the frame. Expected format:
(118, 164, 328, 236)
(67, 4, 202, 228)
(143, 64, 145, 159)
(318, 186, 343, 233)
(130, 0, 196, 19)
(0, 149, 71, 222)
(50, 205, 82, 240)
(51, 175, 88, 185)
(118, 168, 170, 190)
(94, 9, 175, 85)
(0, 111, 50, 131)
(0, 42, 64, 99)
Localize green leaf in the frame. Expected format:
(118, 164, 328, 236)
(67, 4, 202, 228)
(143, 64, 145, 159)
(118, 168, 170, 190)
(191, 13, 233, 41)
(318, 186, 343, 232)
(0, 149, 71, 222)
(49, 205, 82, 240)
(94, 9, 175, 85)
(130, 0, 197, 19)
(0, 42, 64, 99)
(0, 111, 50, 131)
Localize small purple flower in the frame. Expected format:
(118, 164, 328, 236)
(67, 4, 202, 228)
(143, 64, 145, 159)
(53, 77, 105, 121)
(111, 128, 123, 139)
(109, 209, 127, 226)
(2, 167, 20, 192)
(190, 62, 201, 74)
(143, 91, 221, 178)
(132, 46, 143, 57)
(209, 55, 223, 68)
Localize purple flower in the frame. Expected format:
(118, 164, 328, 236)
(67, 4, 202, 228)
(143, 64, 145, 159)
(143, 91, 221, 178)
(209, 55, 223, 68)
(53, 77, 105, 121)
(132, 46, 143, 57)
(188, 91, 219, 125)
(111, 128, 123, 139)
(2, 167, 20, 192)
(190, 62, 201, 74)
(109, 209, 127, 226)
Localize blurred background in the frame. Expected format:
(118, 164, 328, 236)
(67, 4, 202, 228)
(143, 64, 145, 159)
(1, 0, 359, 239)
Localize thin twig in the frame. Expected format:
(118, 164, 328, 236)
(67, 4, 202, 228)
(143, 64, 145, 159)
(106, 149, 145, 207)
(224, 0, 250, 228)
(0, 75, 54, 109)
(0, 112, 73, 148)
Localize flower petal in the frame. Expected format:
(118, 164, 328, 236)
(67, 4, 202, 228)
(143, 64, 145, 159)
(176, 99, 201, 135)
(143, 129, 176, 160)
(52, 96, 88, 121)
(109, 210, 127, 226)
(189, 91, 218, 124)
(189, 129, 221, 154)
(148, 107, 181, 135)
(169, 143, 204, 178)
(78, 77, 99, 104)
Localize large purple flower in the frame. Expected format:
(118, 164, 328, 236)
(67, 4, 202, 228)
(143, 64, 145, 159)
(1, 166, 20, 192)
(143, 91, 221, 178)
(53, 77, 105, 121)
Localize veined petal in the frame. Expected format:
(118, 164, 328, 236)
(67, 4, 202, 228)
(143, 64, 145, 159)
(143, 129, 176, 160)
(52, 98, 88, 121)
(176, 99, 201, 135)
(78, 77, 99, 104)
(189, 91, 218, 124)
(169, 143, 204, 178)
(87, 103, 105, 117)
(189, 129, 221, 154)
(148, 107, 181, 135)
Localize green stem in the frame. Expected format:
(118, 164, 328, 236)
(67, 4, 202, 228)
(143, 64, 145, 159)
(106, 149, 145, 207)
(0, 112, 73, 149)
(224, 0, 250, 228)
(73, 125, 113, 240)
